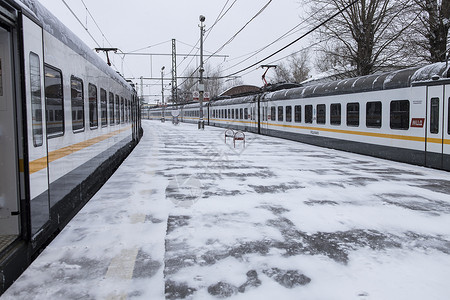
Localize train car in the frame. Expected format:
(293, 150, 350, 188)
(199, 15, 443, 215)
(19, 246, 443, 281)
(209, 95, 259, 133)
(148, 63, 449, 171)
(0, 0, 141, 294)
(258, 64, 449, 171)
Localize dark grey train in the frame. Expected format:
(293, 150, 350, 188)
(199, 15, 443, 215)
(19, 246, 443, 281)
(145, 63, 449, 172)
(0, 0, 142, 294)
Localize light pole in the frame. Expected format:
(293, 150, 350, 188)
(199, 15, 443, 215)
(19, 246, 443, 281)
(161, 66, 165, 122)
(198, 15, 206, 130)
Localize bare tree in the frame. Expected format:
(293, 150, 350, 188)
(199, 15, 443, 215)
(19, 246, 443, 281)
(410, 0, 450, 62)
(270, 51, 310, 83)
(178, 63, 225, 102)
(304, 0, 418, 77)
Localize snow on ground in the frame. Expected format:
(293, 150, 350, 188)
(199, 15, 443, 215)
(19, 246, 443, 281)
(3, 120, 450, 300)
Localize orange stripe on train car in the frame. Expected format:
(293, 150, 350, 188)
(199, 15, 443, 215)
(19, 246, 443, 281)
(29, 126, 131, 174)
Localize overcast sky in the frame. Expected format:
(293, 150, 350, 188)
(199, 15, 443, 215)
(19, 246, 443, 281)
(38, 0, 310, 102)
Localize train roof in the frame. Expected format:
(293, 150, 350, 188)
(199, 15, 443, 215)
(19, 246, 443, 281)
(265, 62, 450, 101)
(13, 0, 133, 91)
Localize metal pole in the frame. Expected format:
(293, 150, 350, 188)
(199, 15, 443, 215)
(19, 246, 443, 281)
(198, 15, 206, 130)
(161, 66, 165, 122)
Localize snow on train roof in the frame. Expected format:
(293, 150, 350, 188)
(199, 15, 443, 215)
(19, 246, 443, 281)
(16, 0, 132, 90)
(266, 62, 450, 101)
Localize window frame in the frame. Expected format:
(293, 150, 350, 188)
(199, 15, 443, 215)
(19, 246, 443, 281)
(390, 100, 410, 130)
(30, 52, 43, 147)
(109, 92, 115, 125)
(100, 88, 107, 127)
(430, 97, 439, 134)
(70, 75, 85, 133)
(330, 103, 341, 125)
(286, 105, 292, 122)
(317, 104, 326, 124)
(305, 105, 313, 124)
(366, 101, 382, 128)
(44, 64, 65, 138)
(294, 105, 301, 123)
(88, 83, 98, 129)
(347, 102, 360, 127)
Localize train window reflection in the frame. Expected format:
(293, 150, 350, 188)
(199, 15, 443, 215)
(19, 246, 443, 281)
(101, 89, 107, 127)
(44, 65, 64, 137)
(330, 103, 341, 125)
(286, 106, 292, 122)
(30, 53, 43, 146)
(347, 102, 360, 127)
(115, 95, 120, 124)
(390, 100, 410, 130)
(430, 98, 439, 134)
(278, 106, 283, 122)
(317, 104, 326, 124)
(89, 84, 98, 129)
(121, 97, 125, 123)
(71, 76, 84, 132)
(366, 101, 382, 128)
(294, 105, 301, 123)
(109, 92, 115, 125)
(305, 105, 313, 124)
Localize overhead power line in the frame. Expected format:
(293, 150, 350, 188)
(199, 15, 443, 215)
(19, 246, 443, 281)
(224, 0, 359, 78)
(79, 0, 113, 47)
(205, 0, 273, 64)
(61, 0, 100, 47)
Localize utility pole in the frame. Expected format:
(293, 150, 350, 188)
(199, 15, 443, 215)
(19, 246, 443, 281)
(171, 39, 178, 105)
(198, 15, 206, 130)
(161, 66, 165, 122)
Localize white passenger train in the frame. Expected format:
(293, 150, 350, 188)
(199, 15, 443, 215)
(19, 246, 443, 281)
(145, 64, 449, 172)
(0, 0, 141, 293)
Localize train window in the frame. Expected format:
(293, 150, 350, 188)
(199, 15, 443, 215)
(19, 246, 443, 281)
(109, 92, 115, 125)
(317, 104, 326, 124)
(294, 105, 301, 123)
(347, 102, 360, 126)
(305, 105, 313, 123)
(44, 65, 64, 137)
(244, 108, 248, 120)
(286, 106, 292, 122)
(225, 109, 228, 119)
(240, 108, 244, 119)
(121, 97, 124, 123)
(232, 109, 235, 119)
(330, 103, 341, 125)
(101, 89, 107, 127)
(71, 76, 84, 132)
(390, 100, 410, 130)
(278, 106, 283, 122)
(115, 95, 120, 124)
(270, 107, 276, 121)
(228, 109, 231, 119)
(430, 98, 439, 134)
(366, 101, 382, 128)
(30, 53, 43, 147)
(89, 84, 98, 129)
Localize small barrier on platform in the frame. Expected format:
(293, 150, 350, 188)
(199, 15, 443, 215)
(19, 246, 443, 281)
(225, 129, 245, 148)
(224, 129, 235, 143)
(233, 131, 245, 148)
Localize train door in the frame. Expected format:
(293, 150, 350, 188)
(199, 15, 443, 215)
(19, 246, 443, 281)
(425, 85, 445, 169)
(260, 99, 269, 134)
(22, 16, 50, 237)
(0, 11, 20, 247)
(443, 86, 450, 171)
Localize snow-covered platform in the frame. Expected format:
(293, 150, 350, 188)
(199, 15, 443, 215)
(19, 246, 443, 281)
(3, 121, 450, 300)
